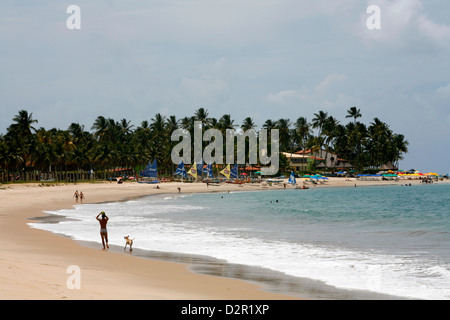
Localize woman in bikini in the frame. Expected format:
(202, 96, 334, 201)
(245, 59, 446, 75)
(96, 211, 109, 250)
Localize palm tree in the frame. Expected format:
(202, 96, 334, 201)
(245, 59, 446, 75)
(368, 118, 391, 169)
(194, 107, 211, 129)
(166, 115, 179, 133)
(346, 106, 362, 123)
(311, 111, 328, 155)
(294, 117, 311, 151)
(91, 116, 109, 141)
(322, 116, 339, 169)
(261, 119, 276, 142)
(5, 110, 39, 172)
(0, 109, 410, 180)
(150, 114, 166, 134)
(241, 117, 257, 131)
(276, 118, 292, 152)
(119, 119, 134, 137)
(391, 134, 409, 169)
(217, 114, 236, 133)
(312, 110, 328, 138)
(8, 110, 38, 137)
(262, 119, 276, 131)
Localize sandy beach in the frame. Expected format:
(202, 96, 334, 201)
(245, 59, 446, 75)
(0, 177, 444, 300)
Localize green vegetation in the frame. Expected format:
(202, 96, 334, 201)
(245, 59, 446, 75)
(0, 108, 408, 182)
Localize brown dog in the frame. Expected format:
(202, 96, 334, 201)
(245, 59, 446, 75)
(124, 235, 134, 251)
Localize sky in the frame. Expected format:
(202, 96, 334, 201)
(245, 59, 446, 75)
(0, 0, 449, 173)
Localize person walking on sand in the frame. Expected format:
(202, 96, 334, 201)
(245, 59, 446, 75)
(80, 191, 84, 203)
(96, 211, 109, 250)
(73, 190, 79, 203)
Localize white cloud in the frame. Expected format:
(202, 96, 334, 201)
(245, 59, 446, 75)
(357, 0, 450, 47)
(314, 73, 347, 94)
(436, 83, 450, 97)
(417, 14, 450, 44)
(267, 73, 356, 112)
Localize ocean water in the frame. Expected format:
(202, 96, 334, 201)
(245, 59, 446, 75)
(29, 183, 450, 300)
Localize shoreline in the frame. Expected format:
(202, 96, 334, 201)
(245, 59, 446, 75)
(0, 180, 305, 300)
(1, 178, 447, 299)
(32, 200, 410, 300)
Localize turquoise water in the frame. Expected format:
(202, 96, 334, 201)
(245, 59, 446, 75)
(30, 183, 450, 299)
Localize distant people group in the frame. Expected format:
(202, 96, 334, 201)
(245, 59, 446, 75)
(73, 190, 84, 203)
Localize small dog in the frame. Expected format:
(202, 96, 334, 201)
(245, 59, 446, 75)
(124, 235, 134, 251)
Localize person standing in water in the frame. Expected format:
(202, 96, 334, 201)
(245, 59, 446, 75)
(96, 211, 109, 250)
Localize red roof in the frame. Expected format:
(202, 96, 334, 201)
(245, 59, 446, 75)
(295, 149, 312, 155)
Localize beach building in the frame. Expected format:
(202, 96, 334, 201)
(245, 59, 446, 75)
(378, 162, 399, 171)
(283, 149, 353, 172)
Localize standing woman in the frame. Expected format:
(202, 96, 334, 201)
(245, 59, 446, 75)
(96, 211, 109, 250)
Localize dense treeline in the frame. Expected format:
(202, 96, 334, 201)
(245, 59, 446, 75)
(0, 107, 408, 182)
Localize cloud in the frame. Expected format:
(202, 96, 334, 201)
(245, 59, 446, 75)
(267, 73, 358, 112)
(417, 14, 450, 44)
(436, 83, 450, 97)
(315, 73, 348, 94)
(357, 0, 450, 47)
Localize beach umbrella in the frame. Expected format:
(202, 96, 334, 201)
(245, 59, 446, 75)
(302, 174, 311, 178)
